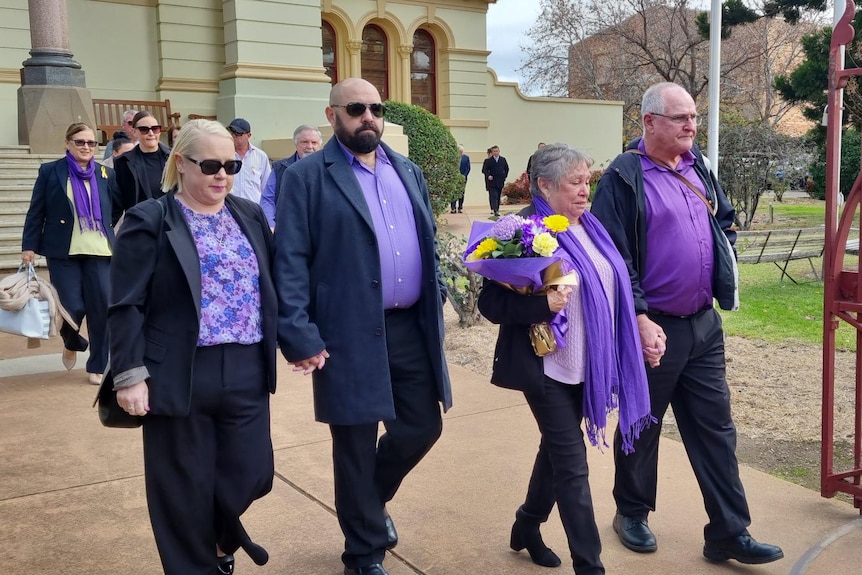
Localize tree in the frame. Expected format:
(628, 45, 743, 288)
(719, 120, 810, 228)
(383, 101, 462, 216)
(520, 0, 825, 141)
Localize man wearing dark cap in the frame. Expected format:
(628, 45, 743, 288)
(227, 118, 272, 204)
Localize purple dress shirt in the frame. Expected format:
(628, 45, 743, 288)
(338, 140, 422, 309)
(639, 141, 714, 316)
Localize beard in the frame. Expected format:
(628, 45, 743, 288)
(334, 114, 383, 154)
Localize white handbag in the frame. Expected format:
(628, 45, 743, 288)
(0, 264, 51, 339)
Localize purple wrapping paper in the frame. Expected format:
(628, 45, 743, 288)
(463, 221, 567, 292)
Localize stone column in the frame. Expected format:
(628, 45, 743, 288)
(397, 45, 413, 104)
(347, 40, 363, 78)
(18, 0, 95, 153)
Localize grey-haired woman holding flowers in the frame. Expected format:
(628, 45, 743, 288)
(477, 143, 653, 575)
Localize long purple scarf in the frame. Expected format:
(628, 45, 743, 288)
(64, 151, 105, 235)
(534, 197, 654, 453)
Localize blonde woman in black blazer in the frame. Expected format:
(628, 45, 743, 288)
(108, 119, 277, 575)
(21, 122, 117, 385)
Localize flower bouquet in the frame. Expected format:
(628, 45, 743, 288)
(463, 213, 577, 355)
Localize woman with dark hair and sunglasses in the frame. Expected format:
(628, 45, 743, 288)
(21, 122, 118, 386)
(108, 119, 277, 575)
(114, 110, 172, 213)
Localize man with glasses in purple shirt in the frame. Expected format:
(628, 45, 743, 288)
(273, 77, 451, 575)
(591, 82, 783, 566)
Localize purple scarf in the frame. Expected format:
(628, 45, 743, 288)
(534, 196, 654, 453)
(64, 151, 105, 235)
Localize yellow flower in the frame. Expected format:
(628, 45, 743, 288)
(466, 237, 499, 261)
(532, 233, 559, 257)
(542, 214, 570, 233)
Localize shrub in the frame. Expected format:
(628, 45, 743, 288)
(383, 101, 462, 216)
(809, 128, 860, 201)
(438, 232, 483, 327)
(503, 171, 531, 204)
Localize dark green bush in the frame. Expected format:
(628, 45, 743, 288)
(810, 128, 860, 201)
(383, 100, 462, 216)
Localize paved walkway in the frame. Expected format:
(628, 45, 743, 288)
(1, 205, 861, 574)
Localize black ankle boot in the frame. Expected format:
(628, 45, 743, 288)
(217, 554, 235, 574)
(510, 520, 562, 568)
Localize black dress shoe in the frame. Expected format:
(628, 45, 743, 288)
(510, 520, 562, 568)
(217, 554, 235, 574)
(703, 534, 784, 564)
(344, 564, 389, 575)
(383, 510, 398, 549)
(613, 513, 657, 553)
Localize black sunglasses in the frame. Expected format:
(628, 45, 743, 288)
(136, 125, 162, 134)
(186, 157, 243, 175)
(331, 102, 386, 118)
(70, 139, 98, 148)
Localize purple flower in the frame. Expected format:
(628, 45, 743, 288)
(490, 215, 527, 241)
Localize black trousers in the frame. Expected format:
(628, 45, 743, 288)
(488, 186, 503, 212)
(143, 343, 273, 575)
(521, 377, 604, 575)
(330, 307, 443, 569)
(47, 255, 110, 373)
(613, 308, 751, 541)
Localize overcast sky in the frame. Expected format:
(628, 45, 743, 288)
(486, 0, 541, 87)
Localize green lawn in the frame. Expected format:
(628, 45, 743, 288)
(724, 196, 858, 350)
(719, 258, 856, 351)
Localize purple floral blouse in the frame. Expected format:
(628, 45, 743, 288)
(176, 198, 263, 346)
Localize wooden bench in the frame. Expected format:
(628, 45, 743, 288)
(735, 227, 825, 283)
(92, 99, 181, 144)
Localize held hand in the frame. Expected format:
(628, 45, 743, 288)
(21, 250, 35, 265)
(291, 349, 330, 375)
(116, 381, 150, 416)
(546, 285, 572, 313)
(637, 315, 667, 368)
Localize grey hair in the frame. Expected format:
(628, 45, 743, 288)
(293, 124, 322, 143)
(529, 143, 594, 199)
(122, 109, 139, 121)
(641, 82, 681, 117)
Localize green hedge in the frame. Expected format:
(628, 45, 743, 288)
(383, 100, 462, 216)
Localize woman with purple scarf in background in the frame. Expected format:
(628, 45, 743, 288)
(478, 143, 653, 575)
(21, 122, 118, 385)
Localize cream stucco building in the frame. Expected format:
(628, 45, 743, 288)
(0, 0, 622, 206)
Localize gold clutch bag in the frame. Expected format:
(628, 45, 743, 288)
(529, 322, 557, 357)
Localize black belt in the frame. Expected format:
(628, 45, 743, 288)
(648, 306, 712, 319)
(384, 305, 415, 317)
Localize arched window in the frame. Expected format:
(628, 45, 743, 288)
(411, 29, 436, 113)
(322, 21, 337, 85)
(361, 25, 388, 101)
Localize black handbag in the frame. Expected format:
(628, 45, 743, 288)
(92, 367, 143, 428)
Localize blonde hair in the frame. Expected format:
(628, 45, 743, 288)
(161, 119, 232, 194)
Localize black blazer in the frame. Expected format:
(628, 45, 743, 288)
(108, 193, 277, 416)
(114, 143, 171, 215)
(478, 280, 556, 395)
(275, 137, 452, 425)
(21, 157, 117, 258)
(482, 156, 510, 189)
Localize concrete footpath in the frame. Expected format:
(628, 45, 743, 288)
(1, 206, 861, 574)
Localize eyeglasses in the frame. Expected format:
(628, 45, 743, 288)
(136, 125, 162, 134)
(186, 157, 243, 175)
(70, 139, 98, 148)
(125, 121, 134, 126)
(650, 113, 702, 127)
(331, 102, 387, 118)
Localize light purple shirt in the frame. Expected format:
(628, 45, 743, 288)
(639, 142, 714, 315)
(338, 140, 422, 309)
